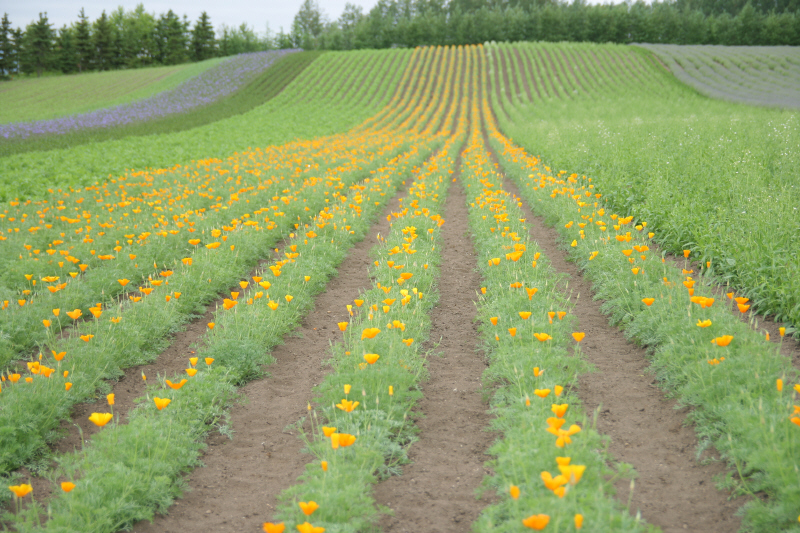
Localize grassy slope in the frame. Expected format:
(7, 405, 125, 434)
(0, 58, 226, 123)
(487, 42, 800, 332)
(0, 50, 411, 201)
(0, 52, 317, 159)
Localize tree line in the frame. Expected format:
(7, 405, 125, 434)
(1, 0, 798, 80)
(291, 0, 800, 50)
(0, 5, 289, 79)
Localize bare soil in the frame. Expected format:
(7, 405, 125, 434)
(130, 181, 410, 533)
(373, 162, 496, 533)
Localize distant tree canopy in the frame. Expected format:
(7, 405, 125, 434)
(0, 0, 797, 80)
(298, 0, 800, 49)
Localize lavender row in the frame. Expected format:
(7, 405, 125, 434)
(0, 50, 299, 139)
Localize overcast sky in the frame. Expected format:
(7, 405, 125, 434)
(4, 0, 624, 35)
(2, 1, 380, 34)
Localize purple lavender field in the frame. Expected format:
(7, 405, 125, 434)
(0, 50, 298, 139)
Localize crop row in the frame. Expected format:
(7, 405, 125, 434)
(485, 41, 800, 336)
(483, 100, 800, 531)
(1, 51, 299, 140)
(266, 43, 471, 533)
(0, 48, 412, 200)
(0, 46, 463, 472)
(4, 130, 438, 531)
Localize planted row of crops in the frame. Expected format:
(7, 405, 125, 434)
(0, 58, 224, 125)
(487, 41, 800, 337)
(480, 94, 799, 530)
(2, 42, 798, 532)
(640, 44, 800, 109)
(0, 49, 413, 201)
(1, 44, 470, 531)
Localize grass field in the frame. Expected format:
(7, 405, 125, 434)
(0, 58, 225, 123)
(0, 44, 798, 533)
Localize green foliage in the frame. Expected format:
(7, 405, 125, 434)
(190, 12, 216, 61)
(488, 41, 800, 336)
(0, 51, 320, 160)
(489, 115, 800, 532)
(0, 58, 223, 124)
(0, 49, 408, 200)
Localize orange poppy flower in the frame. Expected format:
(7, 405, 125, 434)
(509, 485, 520, 499)
(9, 484, 32, 498)
(696, 319, 712, 328)
(522, 514, 550, 530)
(60, 482, 76, 492)
(153, 397, 171, 410)
(336, 399, 359, 412)
(641, 298, 655, 306)
(551, 403, 568, 418)
(364, 353, 380, 364)
(711, 335, 733, 347)
(66, 309, 82, 320)
(298, 501, 319, 516)
(534, 389, 551, 398)
(88, 412, 113, 427)
(166, 379, 187, 390)
(262, 523, 285, 533)
(519, 311, 532, 320)
(361, 327, 380, 339)
(508, 328, 517, 337)
(296, 522, 325, 533)
(534, 333, 552, 342)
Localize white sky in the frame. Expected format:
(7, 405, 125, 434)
(2, 0, 626, 35)
(1, 1, 379, 35)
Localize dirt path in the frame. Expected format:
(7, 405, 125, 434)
(130, 184, 409, 533)
(373, 164, 496, 533)
(499, 175, 744, 533)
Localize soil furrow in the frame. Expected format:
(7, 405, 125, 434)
(131, 181, 411, 533)
(498, 173, 744, 533)
(373, 158, 495, 533)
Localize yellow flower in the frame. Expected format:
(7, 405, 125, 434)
(88, 412, 113, 427)
(153, 397, 171, 410)
(8, 484, 32, 498)
(299, 501, 319, 516)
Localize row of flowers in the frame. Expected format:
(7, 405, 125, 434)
(0, 121, 425, 480)
(459, 98, 647, 531)
(483, 99, 800, 531)
(0, 117, 410, 367)
(269, 139, 462, 533)
(264, 44, 471, 533)
(3, 134, 435, 531)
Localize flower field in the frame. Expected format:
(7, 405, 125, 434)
(1, 43, 798, 533)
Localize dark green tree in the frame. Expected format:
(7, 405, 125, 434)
(23, 12, 54, 77)
(55, 25, 78, 73)
(0, 13, 14, 78)
(191, 11, 216, 61)
(74, 8, 92, 72)
(155, 10, 188, 65)
(93, 11, 114, 70)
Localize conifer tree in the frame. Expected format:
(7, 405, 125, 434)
(191, 12, 216, 61)
(74, 8, 92, 72)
